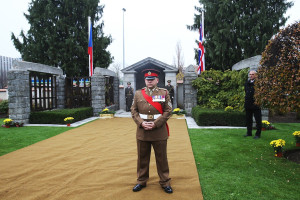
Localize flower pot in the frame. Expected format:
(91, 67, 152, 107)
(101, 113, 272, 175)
(100, 114, 114, 118)
(5, 125, 10, 128)
(296, 142, 300, 147)
(275, 152, 283, 157)
(262, 128, 266, 131)
(67, 123, 71, 127)
(171, 114, 185, 119)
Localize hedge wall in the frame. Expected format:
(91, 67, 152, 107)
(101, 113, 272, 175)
(192, 106, 246, 127)
(30, 107, 93, 124)
(192, 68, 248, 111)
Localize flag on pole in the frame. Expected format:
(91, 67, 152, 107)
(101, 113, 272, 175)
(88, 17, 93, 77)
(197, 12, 205, 75)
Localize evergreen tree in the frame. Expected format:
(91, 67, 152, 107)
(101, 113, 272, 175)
(189, 0, 293, 71)
(11, 0, 113, 76)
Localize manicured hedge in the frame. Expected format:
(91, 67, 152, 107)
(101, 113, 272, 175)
(192, 106, 246, 127)
(0, 100, 8, 114)
(29, 107, 93, 124)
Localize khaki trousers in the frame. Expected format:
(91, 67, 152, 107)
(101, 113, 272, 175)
(136, 139, 171, 187)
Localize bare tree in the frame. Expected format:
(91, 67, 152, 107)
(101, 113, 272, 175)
(173, 41, 184, 72)
(109, 62, 122, 79)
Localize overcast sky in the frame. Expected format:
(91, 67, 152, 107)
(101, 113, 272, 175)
(0, 0, 299, 69)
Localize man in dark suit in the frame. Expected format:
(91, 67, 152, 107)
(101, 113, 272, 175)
(131, 68, 173, 194)
(125, 82, 134, 112)
(244, 70, 262, 139)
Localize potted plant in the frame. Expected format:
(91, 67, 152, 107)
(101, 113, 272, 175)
(262, 120, 275, 130)
(292, 131, 300, 147)
(99, 108, 115, 118)
(171, 108, 186, 119)
(270, 139, 286, 157)
(14, 122, 24, 127)
(64, 117, 74, 126)
(3, 118, 13, 128)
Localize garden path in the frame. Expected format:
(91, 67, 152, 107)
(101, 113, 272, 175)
(0, 118, 203, 200)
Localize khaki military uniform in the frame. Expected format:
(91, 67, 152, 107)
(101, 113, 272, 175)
(131, 86, 172, 187)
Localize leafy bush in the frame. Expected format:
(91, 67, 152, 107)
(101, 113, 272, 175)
(30, 107, 93, 124)
(192, 68, 248, 111)
(255, 22, 300, 113)
(192, 106, 246, 126)
(0, 100, 8, 114)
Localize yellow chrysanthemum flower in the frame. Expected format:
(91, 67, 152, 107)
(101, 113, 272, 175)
(292, 131, 300, 136)
(262, 120, 270, 125)
(64, 117, 74, 122)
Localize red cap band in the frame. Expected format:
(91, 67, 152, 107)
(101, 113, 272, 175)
(144, 72, 158, 77)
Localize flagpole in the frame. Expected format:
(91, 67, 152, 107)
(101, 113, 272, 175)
(202, 11, 204, 41)
(122, 8, 126, 69)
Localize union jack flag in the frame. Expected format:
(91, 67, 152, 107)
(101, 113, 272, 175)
(197, 23, 205, 75)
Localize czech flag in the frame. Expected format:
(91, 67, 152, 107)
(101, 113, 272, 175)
(88, 17, 93, 77)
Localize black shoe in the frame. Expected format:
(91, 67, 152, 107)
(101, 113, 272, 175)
(162, 186, 173, 194)
(253, 136, 260, 139)
(244, 134, 252, 137)
(133, 184, 146, 192)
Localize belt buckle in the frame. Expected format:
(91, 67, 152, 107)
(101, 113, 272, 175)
(148, 114, 154, 119)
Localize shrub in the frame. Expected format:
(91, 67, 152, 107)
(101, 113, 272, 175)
(0, 100, 8, 114)
(29, 107, 93, 124)
(192, 68, 248, 111)
(192, 106, 246, 126)
(255, 22, 300, 113)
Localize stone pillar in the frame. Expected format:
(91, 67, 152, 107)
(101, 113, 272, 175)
(113, 77, 120, 110)
(183, 66, 198, 116)
(7, 70, 30, 124)
(91, 74, 105, 116)
(56, 75, 65, 109)
(119, 85, 126, 111)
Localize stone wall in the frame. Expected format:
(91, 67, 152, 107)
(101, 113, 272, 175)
(92, 67, 119, 116)
(7, 70, 31, 124)
(8, 61, 64, 123)
(183, 65, 198, 115)
(91, 75, 106, 116)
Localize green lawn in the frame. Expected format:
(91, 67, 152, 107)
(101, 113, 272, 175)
(189, 123, 300, 200)
(0, 118, 73, 156)
(1, 118, 299, 199)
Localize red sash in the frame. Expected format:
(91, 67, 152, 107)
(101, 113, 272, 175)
(141, 88, 170, 136)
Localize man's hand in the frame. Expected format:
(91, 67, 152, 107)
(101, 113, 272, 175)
(142, 121, 156, 130)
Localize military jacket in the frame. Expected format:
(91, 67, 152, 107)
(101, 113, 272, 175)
(131, 87, 172, 141)
(165, 85, 174, 97)
(125, 87, 134, 97)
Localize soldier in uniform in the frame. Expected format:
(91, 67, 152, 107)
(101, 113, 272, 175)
(125, 82, 134, 112)
(165, 80, 174, 105)
(131, 68, 173, 194)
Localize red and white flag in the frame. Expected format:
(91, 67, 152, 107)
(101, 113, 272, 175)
(88, 17, 93, 77)
(197, 11, 205, 75)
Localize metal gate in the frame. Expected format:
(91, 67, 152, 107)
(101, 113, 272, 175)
(105, 76, 114, 106)
(65, 77, 91, 108)
(29, 71, 57, 111)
